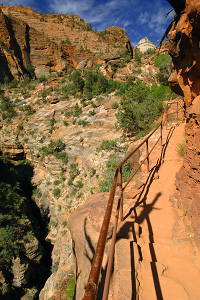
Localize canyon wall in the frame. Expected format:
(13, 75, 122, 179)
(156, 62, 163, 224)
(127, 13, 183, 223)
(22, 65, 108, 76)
(0, 5, 132, 81)
(168, 0, 200, 246)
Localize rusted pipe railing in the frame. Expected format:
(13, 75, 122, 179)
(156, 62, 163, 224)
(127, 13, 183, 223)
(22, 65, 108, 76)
(82, 99, 183, 300)
(82, 171, 119, 300)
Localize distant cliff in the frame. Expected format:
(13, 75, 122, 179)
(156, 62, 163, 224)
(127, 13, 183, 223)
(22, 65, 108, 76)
(0, 5, 132, 81)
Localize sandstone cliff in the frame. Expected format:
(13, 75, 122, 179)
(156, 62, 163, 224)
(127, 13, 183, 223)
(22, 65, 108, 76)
(0, 5, 132, 81)
(167, 0, 200, 247)
(136, 37, 156, 53)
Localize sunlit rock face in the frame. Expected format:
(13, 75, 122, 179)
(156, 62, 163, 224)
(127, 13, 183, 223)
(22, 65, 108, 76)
(168, 0, 200, 247)
(136, 37, 156, 53)
(168, 0, 200, 106)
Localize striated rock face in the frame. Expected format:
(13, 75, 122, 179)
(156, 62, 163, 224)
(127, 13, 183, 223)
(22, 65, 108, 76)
(136, 37, 156, 53)
(168, 0, 200, 247)
(0, 5, 132, 81)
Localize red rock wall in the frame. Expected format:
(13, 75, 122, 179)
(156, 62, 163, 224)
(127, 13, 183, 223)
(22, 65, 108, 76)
(168, 0, 200, 106)
(168, 0, 200, 246)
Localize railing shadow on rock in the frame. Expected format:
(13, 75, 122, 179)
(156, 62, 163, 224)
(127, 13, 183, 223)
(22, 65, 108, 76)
(82, 99, 184, 300)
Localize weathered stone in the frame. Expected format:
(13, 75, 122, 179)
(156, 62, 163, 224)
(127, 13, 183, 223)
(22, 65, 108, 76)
(67, 193, 115, 300)
(136, 37, 156, 53)
(168, 0, 200, 249)
(12, 257, 30, 288)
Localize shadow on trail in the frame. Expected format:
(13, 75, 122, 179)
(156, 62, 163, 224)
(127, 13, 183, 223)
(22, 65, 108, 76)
(117, 125, 175, 300)
(81, 126, 175, 300)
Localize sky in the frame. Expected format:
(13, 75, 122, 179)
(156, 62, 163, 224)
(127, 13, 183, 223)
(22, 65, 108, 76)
(2, 0, 174, 47)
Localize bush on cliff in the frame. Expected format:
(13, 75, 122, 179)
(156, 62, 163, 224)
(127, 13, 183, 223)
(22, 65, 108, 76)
(154, 54, 172, 85)
(116, 80, 174, 137)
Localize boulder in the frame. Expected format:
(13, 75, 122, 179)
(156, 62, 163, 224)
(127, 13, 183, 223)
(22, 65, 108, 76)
(67, 192, 116, 300)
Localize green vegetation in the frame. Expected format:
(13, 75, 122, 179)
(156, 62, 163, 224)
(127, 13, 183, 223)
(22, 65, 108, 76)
(111, 102, 119, 109)
(49, 117, 56, 133)
(40, 139, 68, 164)
(67, 69, 119, 100)
(96, 139, 118, 152)
(66, 278, 75, 299)
(77, 119, 90, 127)
(116, 80, 175, 137)
(23, 104, 35, 116)
(53, 188, 61, 198)
(143, 48, 156, 57)
(37, 75, 48, 83)
(0, 92, 17, 121)
(54, 180, 61, 185)
(68, 162, 80, 186)
(73, 103, 82, 117)
(134, 50, 143, 63)
(88, 109, 96, 116)
(154, 54, 172, 85)
(60, 37, 71, 45)
(75, 179, 83, 189)
(99, 152, 132, 192)
(116, 48, 132, 67)
(25, 66, 35, 78)
(0, 156, 39, 296)
(176, 139, 186, 157)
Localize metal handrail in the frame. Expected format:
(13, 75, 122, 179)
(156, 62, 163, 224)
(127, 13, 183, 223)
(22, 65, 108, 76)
(82, 99, 183, 300)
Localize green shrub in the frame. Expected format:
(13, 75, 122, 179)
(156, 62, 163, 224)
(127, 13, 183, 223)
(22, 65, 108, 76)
(9, 79, 18, 88)
(38, 75, 48, 83)
(143, 48, 156, 57)
(77, 119, 89, 127)
(66, 278, 75, 299)
(25, 66, 35, 78)
(116, 80, 164, 136)
(88, 109, 96, 116)
(64, 121, 69, 126)
(73, 103, 82, 117)
(96, 139, 118, 152)
(23, 104, 35, 116)
(154, 54, 172, 85)
(17, 123, 24, 132)
(111, 102, 119, 109)
(68, 162, 80, 185)
(0, 94, 17, 120)
(54, 180, 61, 185)
(40, 139, 68, 163)
(75, 179, 83, 189)
(89, 167, 96, 177)
(60, 37, 71, 45)
(53, 188, 60, 198)
(134, 51, 142, 63)
(99, 153, 132, 192)
(176, 140, 186, 157)
(69, 70, 84, 92)
(32, 188, 42, 198)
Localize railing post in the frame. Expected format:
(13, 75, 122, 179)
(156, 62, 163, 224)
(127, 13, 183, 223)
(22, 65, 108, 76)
(146, 140, 149, 173)
(119, 167, 123, 221)
(160, 122, 163, 147)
